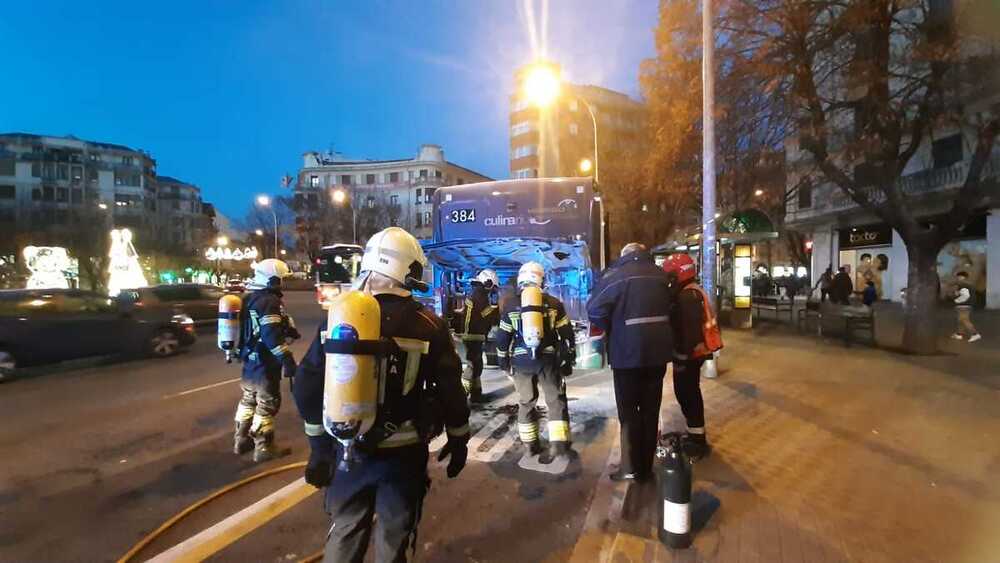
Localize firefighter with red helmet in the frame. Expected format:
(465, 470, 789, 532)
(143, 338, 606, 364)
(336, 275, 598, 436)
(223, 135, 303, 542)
(661, 253, 723, 460)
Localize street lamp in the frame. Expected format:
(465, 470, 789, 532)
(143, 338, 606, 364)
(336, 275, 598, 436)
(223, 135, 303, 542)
(256, 195, 279, 258)
(522, 62, 600, 184)
(216, 235, 229, 246)
(579, 158, 593, 175)
(754, 189, 764, 197)
(332, 188, 358, 244)
(255, 229, 264, 237)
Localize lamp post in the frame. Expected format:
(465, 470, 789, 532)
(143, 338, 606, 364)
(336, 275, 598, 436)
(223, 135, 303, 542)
(702, 0, 719, 379)
(256, 195, 279, 258)
(332, 188, 357, 244)
(522, 62, 599, 184)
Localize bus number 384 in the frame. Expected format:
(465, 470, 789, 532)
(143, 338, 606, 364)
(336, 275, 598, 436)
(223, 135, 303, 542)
(449, 209, 476, 223)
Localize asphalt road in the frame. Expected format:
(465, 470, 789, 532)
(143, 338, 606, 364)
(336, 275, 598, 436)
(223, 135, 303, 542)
(0, 291, 619, 562)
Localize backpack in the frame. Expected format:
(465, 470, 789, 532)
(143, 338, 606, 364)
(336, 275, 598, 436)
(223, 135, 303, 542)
(686, 284, 723, 359)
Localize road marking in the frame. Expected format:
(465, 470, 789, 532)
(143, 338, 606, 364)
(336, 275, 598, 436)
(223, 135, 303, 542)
(148, 477, 316, 563)
(163, 377, 241, 399)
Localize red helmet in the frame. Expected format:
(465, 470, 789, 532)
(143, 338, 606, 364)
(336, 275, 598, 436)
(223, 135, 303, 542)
(662, 253, 697, 284)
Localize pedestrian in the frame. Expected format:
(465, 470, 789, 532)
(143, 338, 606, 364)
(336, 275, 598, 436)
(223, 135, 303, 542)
(495, 261, 576, 461)
(952, 271, 982, 343)
(293, 227, 470, 563)
(815, 266, 833, 302)
(586, 243, 674, 482)
(832, 266, 853, 305)
(459, 269, 500, 402)
(233, 259, 301, 462)
(661, 253, 723, 460)
(862, 280, 878, 307)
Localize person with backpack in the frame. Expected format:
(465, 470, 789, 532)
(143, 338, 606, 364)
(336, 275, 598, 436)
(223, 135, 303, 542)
(661, 253, 723, 460)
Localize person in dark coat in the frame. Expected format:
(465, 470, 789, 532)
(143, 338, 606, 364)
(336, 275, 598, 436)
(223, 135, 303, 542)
(587, 243, 674, 482)
(832, 266, 853, 305)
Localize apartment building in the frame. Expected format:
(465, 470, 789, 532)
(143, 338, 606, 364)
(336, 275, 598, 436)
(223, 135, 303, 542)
(155, 175, 216, 252)
(508, 62, 645, 179)
(294, 144, 491, 243)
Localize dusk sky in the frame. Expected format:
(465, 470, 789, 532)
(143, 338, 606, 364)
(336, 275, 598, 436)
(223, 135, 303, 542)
(0, 1, 657, 220)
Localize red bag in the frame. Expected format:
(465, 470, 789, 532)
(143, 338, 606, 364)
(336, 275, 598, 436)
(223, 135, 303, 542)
(687, 284, 723, 359)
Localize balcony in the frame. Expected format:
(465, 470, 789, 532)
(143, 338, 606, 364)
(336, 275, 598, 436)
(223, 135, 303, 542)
(786, 154, 1000, 225)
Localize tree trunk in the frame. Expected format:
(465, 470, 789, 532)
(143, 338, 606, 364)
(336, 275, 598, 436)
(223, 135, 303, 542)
(901, 241, 944, 354)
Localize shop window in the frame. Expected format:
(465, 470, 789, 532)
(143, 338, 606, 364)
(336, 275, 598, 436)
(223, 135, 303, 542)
(932, 134, 962, 169)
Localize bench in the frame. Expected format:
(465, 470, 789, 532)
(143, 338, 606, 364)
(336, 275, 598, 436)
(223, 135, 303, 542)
(840, 310, 875, 347)
(797, 300, 823, 334)
(803, 305, 875, 347)
(752, 296, 794, 323)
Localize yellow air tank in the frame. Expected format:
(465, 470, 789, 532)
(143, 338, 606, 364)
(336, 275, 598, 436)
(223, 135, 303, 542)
(520, 285, 544, 357)
(323, 290, 381, 468)
(217, 294, 242, 363)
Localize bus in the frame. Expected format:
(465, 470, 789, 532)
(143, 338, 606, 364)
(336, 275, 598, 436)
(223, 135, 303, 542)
(424, 177, 608, 368)
(313, 243, 364, 307)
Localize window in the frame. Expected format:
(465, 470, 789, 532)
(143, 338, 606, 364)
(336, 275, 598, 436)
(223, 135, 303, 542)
(340, 174, 352, 185)
(366, 174, 376, 185)
(0, 185, 14, 199)
(0, 158, 14, 176)
(32, 188, 41, 201)
(57, 164, 69, 181)
(513, 168, 537, 179)
(366, 196, 375, 209)
(415, 212, 423, 228)
(424, 188, 436, 203)
(71, 165, 83, 183)
(415, 188, 422, 204)
(798, 181, 813, 209)
(434, 170, 442, 179)
(43, 163, 55, 180)
(31, 162, 41, 177)
(43, 186, 54, 201)
(419, 169, 428, 179)
(407, 170, 415, 180)
(122, 156, 134, 165)
(173, 201, 180, 210)
(569, 123, 579, 136)
(87, 168, 98, 182)
(511, 121, 533, 137)
(310, 175, 320, 188)
(71, 188, 82, 204)
(89, 153, 98, 162)
(423, 211, 431, 226)
(32, 145, 43, 154)
(56, 187, 68, 202)
(389, 172, 399, 183)
(390, 195, 398, 205)
(511, 145, 537, 159)
(932, 134, 962, 169)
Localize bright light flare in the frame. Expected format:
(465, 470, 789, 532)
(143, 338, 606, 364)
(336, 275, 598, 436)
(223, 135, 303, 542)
(256, 195, 271, 207)
(332, 189, 347, 204)
(523, 64, 561, 109)
(579, 158, 593, 174)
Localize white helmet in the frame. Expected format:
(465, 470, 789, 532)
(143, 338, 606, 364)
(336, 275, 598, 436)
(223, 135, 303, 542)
(359, 227, 428, 290)
(517, 261, 545, 288)
(250, 258, 291, 289)
(474, 269, 499, 289)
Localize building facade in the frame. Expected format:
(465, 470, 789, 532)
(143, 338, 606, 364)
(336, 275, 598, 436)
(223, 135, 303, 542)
(294, 144, 491, 245)
(508, 62, 645, 179)
(785, 128, 1000, 310)
(155, 175, 216, 253)
(0, 132, 216, 256)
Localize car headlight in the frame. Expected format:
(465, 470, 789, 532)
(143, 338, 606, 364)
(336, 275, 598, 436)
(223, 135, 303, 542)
(172, 314, 195, 326)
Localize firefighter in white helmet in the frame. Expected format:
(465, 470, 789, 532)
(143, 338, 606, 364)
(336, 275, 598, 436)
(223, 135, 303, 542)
(233, 258, 301, 462)
(494, 261, 576, 461)
(458, 269, 500, 403)
(293, 227, 470, 562)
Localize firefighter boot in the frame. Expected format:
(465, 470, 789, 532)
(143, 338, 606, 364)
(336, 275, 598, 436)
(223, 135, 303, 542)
(549, 441, 571, 460)
(525, 440, 544, 457)
(233, 421, 253, 455)
(252, 432, 280, 463)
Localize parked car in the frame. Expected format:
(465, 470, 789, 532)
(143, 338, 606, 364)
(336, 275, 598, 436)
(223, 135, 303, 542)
(0, 288, 196, 378)
(225, 277, 246, 294)
(119, 284, 226, 325)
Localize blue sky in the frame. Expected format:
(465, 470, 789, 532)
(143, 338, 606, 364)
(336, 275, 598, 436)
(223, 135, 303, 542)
(0, 1, 657, 219)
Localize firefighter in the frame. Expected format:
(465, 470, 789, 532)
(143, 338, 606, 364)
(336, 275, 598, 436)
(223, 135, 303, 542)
(233, 258, 301, 463)
(293, 227, 470, 563)
(495, 261, 576, 460)
(459, 269, 500, 402)
(661, 253, 723, 460)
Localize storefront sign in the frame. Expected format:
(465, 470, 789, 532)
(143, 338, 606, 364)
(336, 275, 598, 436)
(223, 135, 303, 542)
(839, 225, 892, 249)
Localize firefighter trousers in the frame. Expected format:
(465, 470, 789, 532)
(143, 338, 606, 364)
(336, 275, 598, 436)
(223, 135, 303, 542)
(461, 340, 485, 394)
(512, 364, 570, 445)
(672, 359, 706, 433)
(323, 446, 429, 563)
(235, 369, 281, 441)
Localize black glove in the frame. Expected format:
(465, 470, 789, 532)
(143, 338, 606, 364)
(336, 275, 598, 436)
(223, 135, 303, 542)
(282, 355, 297, 379)
(304, 435, 334, 488)
(436, 435, 468, 478)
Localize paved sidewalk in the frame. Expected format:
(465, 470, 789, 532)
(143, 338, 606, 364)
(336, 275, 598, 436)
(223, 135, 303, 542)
(578, 328, 1000, 563)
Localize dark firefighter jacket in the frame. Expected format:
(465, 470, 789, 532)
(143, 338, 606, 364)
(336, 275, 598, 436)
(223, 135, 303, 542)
(293, 294, 470, 453)
(495, 292, 576, 371)
(459, 285, 499, 341)
(238, 287, 296, 384)
(586, 250, 674, 369)
(670, 281, 706, 361)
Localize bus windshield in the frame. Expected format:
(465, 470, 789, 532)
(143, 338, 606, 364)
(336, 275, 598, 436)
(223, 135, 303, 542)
(315, 245, 363, 284)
